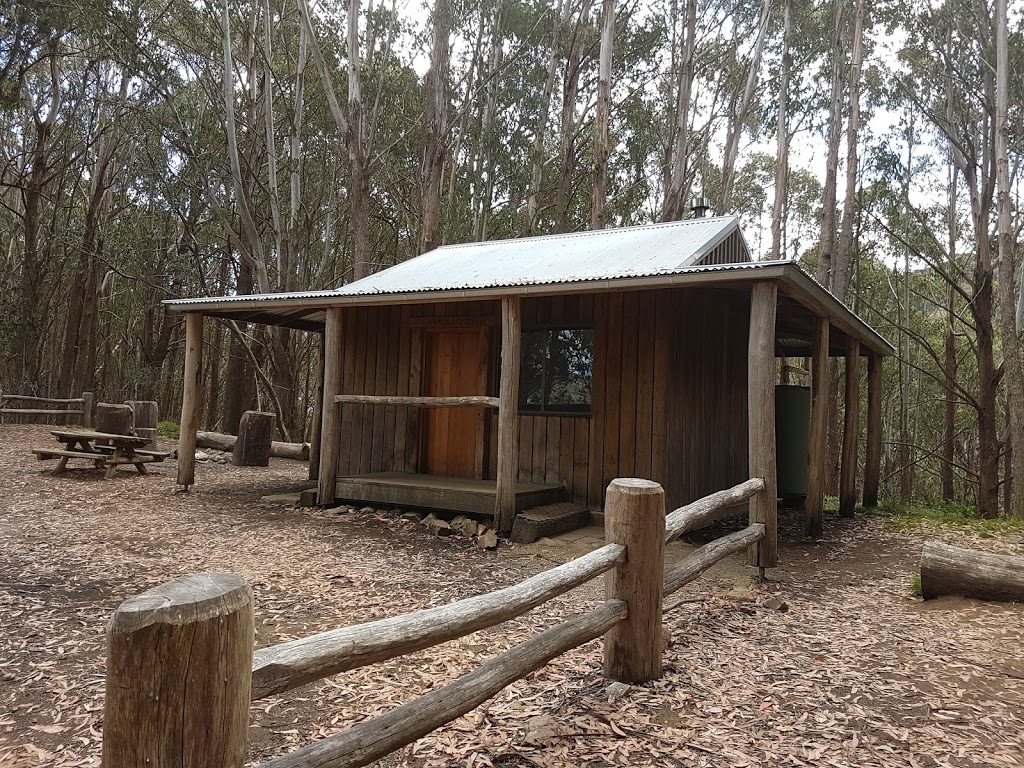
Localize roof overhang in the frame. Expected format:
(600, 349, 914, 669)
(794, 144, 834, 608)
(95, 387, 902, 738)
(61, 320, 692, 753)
(163, 261, 894, 357)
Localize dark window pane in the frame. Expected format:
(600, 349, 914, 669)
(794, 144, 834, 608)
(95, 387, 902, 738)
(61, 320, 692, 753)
(519, 330, 547, 410)
(545, 329, 593, 410)
(518, 326, 593, 414)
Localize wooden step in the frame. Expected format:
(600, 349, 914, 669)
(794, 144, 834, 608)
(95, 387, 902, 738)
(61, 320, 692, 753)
(510, 502, 592, 544)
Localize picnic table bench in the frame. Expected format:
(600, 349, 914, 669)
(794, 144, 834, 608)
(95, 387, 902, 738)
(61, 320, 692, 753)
(33, 430, 170, 479)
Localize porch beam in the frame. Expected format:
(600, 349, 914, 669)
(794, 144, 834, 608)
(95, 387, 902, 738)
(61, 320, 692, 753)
(318, 307, 344, 505)
(495, 296, 522, 536)
(176, 312, 204, 488)
(839, 340, 861, 517)
(335, 395, 500, 408)
(863, 351, 883, 507)
(805, 317, 829, 539)
(747, 282, 778, 569)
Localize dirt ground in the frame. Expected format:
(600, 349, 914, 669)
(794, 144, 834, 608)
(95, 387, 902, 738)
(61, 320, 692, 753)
(1, 423, 1022, 768)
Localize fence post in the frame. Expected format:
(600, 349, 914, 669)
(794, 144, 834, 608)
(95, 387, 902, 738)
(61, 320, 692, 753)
(603, 478, 665, 684)
(81, 391, 94, 428)
(102, 573, 254, 768)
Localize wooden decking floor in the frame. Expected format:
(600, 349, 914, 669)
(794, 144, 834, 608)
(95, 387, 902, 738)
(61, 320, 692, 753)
(334, 472, 565, 516)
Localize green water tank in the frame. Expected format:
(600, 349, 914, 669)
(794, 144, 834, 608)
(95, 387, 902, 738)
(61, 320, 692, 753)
(775, 384, 810, 498)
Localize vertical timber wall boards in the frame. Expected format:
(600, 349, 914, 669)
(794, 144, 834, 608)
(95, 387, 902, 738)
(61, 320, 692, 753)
(331, 287, 750, 512)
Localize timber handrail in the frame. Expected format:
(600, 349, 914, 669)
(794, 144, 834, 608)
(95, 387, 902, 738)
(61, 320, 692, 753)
(1, 394, 85, 404)
(664, 477, 765, 542)
(251, 542, 626, 699)
(258, 600, 628, 768)
(0, 390, 93, 427)
(101, 476, 778, 768)
(664, 523, 765, 596)
(335, 394, 500, 408)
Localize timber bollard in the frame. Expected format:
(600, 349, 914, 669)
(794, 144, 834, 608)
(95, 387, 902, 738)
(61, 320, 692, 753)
(603, 478, 665, 684)
(102, 573, 254, 768)
(82, 392, 94, 428)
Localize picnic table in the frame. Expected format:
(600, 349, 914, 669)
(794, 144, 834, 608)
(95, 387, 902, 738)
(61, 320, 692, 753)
(33, 430, 169, 479)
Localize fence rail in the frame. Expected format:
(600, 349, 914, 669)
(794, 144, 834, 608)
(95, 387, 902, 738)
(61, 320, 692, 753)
(102, 476, 767, 768)
(0, 391, 93, 426)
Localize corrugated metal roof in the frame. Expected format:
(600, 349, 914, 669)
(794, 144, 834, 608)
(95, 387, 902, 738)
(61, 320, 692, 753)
(334, 216, 740, 296)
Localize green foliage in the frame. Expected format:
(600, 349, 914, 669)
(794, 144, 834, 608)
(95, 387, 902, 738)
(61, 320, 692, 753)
(910, 574, 922, 597)
(883, 503, 1024, 536)
(156, 421, 180, 439)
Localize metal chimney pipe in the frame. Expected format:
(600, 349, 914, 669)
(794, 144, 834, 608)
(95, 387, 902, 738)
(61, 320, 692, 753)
(690, 197, 713, 218)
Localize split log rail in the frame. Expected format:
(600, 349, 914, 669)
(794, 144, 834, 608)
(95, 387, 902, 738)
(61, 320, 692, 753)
(0, 391, 93, 426)
(102, 477, 767, 768)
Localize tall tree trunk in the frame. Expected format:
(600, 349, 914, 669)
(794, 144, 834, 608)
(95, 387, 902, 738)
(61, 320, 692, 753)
(832, 0, 863, 303)
(526, 0, 568, 235)
(420, 0, 451, 253)
(994, 0, 1022, 516)
(662, 0, 696, 221)
(942, 164, 958, 502)
(223, 0, 271, 294)
(816, 0, 845, 287)
(348, 0, 372, 277)
(769, 0, 791, 260)
(720, 0, 770, 211)
(472, 3, 504, 242)
(555, 0, 593, 233)
(591, 0, 614, 229)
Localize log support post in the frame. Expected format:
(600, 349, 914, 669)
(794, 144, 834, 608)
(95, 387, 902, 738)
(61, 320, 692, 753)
(863, 351, 883, 508)
(177, 312, 203, 488)
(495, 296, 521, 536)
(308, 331, 325, 482)
(839, 340, 861, 517)
(805, 317, 829, 539)
(603, 478, 664, 683)
(82, 391, 94, 428)
(102, 573, 253, 768)
(318, 307, 344, 505)
(748, 282, 778, 570)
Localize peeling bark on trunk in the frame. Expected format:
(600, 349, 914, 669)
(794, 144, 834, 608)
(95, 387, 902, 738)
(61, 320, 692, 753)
(421, 0, 451, 253)
(591, 0, 614, 230)
(555, 0, 592, 233)
(816, 0, 845, 288)
(832, 0, 863, 303)
(769, 0, 791, 260)
(720, 0, 770, 211)
(662, 0, 696, 222)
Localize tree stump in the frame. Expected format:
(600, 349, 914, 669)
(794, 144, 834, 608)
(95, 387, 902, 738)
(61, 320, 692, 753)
(921, 540, 1024, 602)
(232, 411, 275, 467)
(126, 401, 158, 446)
(95, 403, 134, 437)
(102, 573, 253, 768)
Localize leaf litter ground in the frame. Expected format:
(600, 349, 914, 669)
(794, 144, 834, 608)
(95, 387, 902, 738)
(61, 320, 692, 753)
(0, 424, 1022, 768)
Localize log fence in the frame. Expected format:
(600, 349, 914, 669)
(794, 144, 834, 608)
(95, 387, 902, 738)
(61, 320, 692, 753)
(0, 391, 93, 426)
(101, 476, 767, 768)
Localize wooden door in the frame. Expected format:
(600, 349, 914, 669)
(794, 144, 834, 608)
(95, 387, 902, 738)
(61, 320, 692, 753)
(421, 329, 487, 477)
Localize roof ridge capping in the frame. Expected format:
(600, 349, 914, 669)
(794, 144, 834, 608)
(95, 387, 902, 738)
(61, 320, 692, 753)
(432, 214, 739, 252)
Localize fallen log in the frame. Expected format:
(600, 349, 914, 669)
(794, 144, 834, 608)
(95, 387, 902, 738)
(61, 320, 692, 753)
(196, 431, 309, 461)
(920, 540, 1024, 602)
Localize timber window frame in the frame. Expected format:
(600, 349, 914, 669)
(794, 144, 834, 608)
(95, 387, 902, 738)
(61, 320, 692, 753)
(518, 326, 594, 416)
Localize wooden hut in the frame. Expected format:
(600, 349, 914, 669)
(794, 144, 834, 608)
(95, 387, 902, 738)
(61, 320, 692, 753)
(165, 216, 892, 562)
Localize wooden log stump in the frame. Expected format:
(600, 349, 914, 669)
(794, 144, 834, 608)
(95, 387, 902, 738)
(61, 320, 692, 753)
(126, 400, 158, 429)
(920, 540, 1024, 602)
(95, 403, 134, 440)
(102, 573, 253, 768)
(232, 411, 275, 467)
(603, 478, 665, 684)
